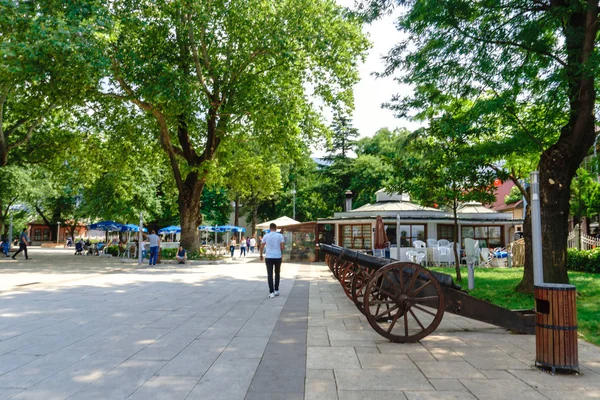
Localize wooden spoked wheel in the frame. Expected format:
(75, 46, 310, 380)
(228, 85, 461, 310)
(325, 254, 334, 273)
(333, 257, 345, 280)
(350, 266, 375, 315)
(363, 262, 445, 343)
(339, 262, 356, 301)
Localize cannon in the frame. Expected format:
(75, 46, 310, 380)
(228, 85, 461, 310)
(321, 244, 535, 343)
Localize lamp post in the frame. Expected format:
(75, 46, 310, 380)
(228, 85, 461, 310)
(57, 222, 60, 244)
(291, 183, 297, 220)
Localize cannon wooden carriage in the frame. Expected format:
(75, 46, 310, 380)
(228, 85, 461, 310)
(321, 244, 535, 343)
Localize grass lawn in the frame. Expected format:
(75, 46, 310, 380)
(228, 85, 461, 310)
(430, 266, 600, 347)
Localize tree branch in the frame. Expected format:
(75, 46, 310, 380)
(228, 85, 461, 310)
(7, 116, 44, 151)
(186, 13, 212, 97)
(451, 22, 567, 68)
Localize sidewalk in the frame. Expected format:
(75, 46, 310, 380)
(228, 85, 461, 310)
(305, 263, 600, 400)
(0, 251, 307, 400)
(0, 252, 598, 399)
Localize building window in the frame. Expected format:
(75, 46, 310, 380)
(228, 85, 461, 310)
(340, 224, 371, 249)
(34, 229, 42, 241)
(398, 224, 426, 247)
(384, 224, 397, 246)
(43, 229, 50, 241)
(461, 225, 503, 248)
(437, 224, 455, 241)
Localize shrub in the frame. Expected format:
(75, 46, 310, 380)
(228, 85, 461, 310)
(161, 248, 177, 259)
(105, 245, 119, 257)
(160, 247, 222, 261)
(567, 248, 600, 273)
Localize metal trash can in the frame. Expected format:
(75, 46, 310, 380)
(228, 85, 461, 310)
(534, 283, 579, 374)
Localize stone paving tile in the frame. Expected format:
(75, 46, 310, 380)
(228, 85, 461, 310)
(305, 376, 338, 400)
(308, 347, 361, 370)
(404, 392, 477, 400)
(337, 392, 407, 400)
(508, 368, 600, 390)
(357, 353, 418, 370)
(156, 338, 229, 377)
(453, 347, 530, 370)
(429, 379, 468, 392)
(537, 389, 600, 399)
(306, 369, 335, 380)
(131, 328, 199, 361)
(0, 349, 87, 389)
(460, 378, 548, 400)
(127, 375, 198, 400)
(69, 359, 167, 400)
(416, 361, 486, 379)
(334, 369, 433, 391)
(0, 388, 23, 400)
(9, 355, 124, 400)
(0, 354, 38, 376)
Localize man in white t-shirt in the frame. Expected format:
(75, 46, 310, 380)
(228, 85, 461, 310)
(260, 223, 285, 298)
(148, 230, 160, 266)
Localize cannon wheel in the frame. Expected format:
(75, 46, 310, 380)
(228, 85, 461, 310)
(350, 266, 374, 315)
(339, 262, 356, 301)
(363, 262, 445, 343)
(325, 254, 334, 273)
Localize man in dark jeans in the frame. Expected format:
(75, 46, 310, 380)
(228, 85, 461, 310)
(260, 223, 285, 298)
(12, 228, 30, 260)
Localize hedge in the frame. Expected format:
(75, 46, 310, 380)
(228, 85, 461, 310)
(160, 247, 221, 261)
(567, 248, 600, 273)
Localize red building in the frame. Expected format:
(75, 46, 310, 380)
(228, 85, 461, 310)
(27, 222, 89, 245)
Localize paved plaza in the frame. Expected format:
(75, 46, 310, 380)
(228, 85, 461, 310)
(0, 249, 598, 399)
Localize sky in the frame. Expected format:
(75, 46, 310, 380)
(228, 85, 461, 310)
(311, 1, 422, 157)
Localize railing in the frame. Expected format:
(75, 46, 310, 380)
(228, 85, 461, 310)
(567, 229, 600, 250)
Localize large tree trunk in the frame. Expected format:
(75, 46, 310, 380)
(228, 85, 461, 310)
(538, 143, 583, 284)
(251, 205, 258, 236)
(535, 2, 599, 283)
(234, 196, 240, 227)
(517, 203, 534, 292)
(178, 174, 204, 252)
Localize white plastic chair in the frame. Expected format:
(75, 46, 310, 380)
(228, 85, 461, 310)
(438, 239, 450, 248)
(406, 250, 425, 265)
(438, 246, 451, 267)
(427, 238, 439, 248)
(413, 240, 427, 265)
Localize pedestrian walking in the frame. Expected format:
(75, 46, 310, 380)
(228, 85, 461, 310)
(249, 236, 256, 254)
(240, 236, 247, 257)
(12, 228, 30, 260)
(260, 223, 285, 298)
(148, 230, 160, 266)
(229, 237, 236, 258)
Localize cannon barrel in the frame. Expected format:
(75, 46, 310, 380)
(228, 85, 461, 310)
(319, 243, 460, 290)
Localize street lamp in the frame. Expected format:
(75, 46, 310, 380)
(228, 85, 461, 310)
(57, 222, 60, 244)
(291, 183, 297, 220)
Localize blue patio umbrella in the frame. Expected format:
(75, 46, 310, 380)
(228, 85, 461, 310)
(121, 224, 148, 233)
(87, 220, 125, 232)
(158, 225, 181, 234)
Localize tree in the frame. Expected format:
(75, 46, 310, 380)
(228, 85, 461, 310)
(218, 137, 283, 234)
(99, 0, 369, 250)
(0, 165, 36, 235)
(0, 0, 106, 166)
(389, 119, 497, 282)
(362, 0, 600, 285)
(571, 168, 600, 239)
(505, 186, 523, 205)
(328, 113, 360, 159)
